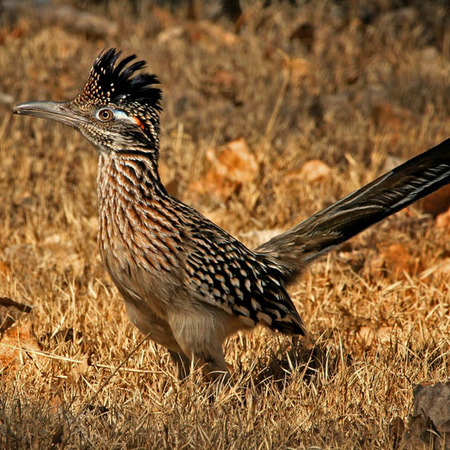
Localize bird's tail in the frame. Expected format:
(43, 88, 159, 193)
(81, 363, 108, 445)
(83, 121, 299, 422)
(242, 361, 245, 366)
(256, 139, 450, 284)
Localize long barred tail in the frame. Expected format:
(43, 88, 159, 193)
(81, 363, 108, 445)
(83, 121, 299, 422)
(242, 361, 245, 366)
(257, 139, 450, 285)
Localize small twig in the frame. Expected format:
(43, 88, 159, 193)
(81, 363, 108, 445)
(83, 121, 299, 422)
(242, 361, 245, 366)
(71, 332, 152, 421)
(2, 333, 153, 445)
(0, 341, 158, 374)
(52, 332, 152, 445)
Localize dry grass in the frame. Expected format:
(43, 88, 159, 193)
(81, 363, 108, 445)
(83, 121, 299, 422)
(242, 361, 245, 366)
(0, 1, 449, 448)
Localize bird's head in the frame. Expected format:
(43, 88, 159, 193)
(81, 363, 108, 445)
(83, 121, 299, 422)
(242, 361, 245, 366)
(13, 48, 162, 156)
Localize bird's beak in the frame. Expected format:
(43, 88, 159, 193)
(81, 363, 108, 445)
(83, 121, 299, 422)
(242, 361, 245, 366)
(12, 101, 86, 128)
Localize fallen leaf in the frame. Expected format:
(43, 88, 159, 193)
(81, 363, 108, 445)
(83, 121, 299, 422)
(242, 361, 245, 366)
(367, 244, 419, 279)
(190, 138, 258, 201)
(0, 261, 11, 278)
(412, 383, 450, 433)
(0, 321, 41, 371)
(299, 160, 331, 183)
(0, 297, 34, 333)
(399, 414, 442, 449)
(212, 139, 258, 181)
(382, 244, 416, 276)
(398, 382, 450, 449)
(371, 102, 412, 131)
(421, 185, 450, 215)
(436, 208, 450, 228)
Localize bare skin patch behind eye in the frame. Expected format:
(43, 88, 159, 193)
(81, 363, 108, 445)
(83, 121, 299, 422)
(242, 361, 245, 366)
(132, 116, 145, 130)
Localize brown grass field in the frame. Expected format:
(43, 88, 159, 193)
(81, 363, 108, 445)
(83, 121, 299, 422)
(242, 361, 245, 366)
(0, 1, 449, 448)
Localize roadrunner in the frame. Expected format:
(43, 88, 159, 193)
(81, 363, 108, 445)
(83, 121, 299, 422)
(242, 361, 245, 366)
(13, 49, 450, 380)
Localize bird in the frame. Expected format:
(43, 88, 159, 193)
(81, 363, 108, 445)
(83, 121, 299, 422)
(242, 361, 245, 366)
(12, 48, 450, 381)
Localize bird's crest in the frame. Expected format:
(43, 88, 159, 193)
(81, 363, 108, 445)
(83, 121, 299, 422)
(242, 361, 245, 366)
(74, 48, 162, 111)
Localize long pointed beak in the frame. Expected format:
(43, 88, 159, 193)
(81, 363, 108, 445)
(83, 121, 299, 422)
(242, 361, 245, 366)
(12, 101, 86, 128)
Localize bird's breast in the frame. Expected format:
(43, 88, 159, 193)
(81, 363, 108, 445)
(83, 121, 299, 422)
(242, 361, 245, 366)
(97, 175, 185, 318)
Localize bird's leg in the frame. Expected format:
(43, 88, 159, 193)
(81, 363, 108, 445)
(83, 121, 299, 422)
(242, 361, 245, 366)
(169, 350, 191, 380)
(168, 312, 231, 382)
(198, 353, 230, 383)
(180, 339, 230, 382)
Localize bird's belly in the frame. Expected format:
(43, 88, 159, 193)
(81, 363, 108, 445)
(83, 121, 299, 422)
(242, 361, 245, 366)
(100, 245, 183, 350)
(124, 300, 181, 351)
(100, 241, 176, 314)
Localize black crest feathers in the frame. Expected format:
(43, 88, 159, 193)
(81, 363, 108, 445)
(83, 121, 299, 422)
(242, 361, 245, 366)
(75, 48, 162, 111)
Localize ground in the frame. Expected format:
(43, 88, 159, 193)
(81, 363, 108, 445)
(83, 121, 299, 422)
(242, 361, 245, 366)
(0, 1, 449, 448)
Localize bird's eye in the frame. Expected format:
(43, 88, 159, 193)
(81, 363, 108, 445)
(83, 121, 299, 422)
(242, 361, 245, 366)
(96, 108, 114, 122)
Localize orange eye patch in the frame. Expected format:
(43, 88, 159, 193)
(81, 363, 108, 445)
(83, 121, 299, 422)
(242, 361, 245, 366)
(132, 116, 145, 130)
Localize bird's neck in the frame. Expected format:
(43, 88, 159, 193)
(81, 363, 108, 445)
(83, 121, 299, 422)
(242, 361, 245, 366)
(97, 152, 168, 201)
(96, 151, 183, 279)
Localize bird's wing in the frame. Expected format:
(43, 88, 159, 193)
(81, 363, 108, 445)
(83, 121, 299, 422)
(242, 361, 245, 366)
(181, 217, 305, 335)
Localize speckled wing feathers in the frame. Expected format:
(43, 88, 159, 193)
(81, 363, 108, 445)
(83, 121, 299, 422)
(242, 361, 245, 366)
(182, 214, 306, 335)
